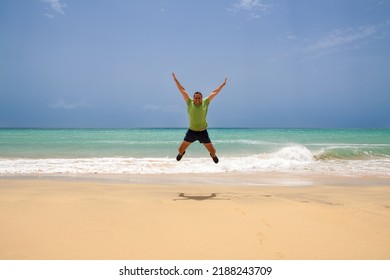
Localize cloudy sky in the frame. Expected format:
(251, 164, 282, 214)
(1, 0, 389, 128)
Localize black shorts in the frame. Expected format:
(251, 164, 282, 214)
(184, 129, 211, 144)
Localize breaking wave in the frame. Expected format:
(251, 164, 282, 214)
(313, 145, 390, 160)
(1, 145, 389, 177)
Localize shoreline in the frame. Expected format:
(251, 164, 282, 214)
(1, 175, 389, 260)
(1, 172, 390, 187)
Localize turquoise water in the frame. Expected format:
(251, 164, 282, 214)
(0, 128, 389, 176)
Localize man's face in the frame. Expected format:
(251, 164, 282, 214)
(193, 93, 202, 106)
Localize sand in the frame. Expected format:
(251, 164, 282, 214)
(0, 176, 389, 260)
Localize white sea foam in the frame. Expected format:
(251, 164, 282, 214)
(214, 139, 269, 145)
(1, 145, 389, 177)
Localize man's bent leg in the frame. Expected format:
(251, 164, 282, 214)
(204, 143, 219, 163)
(179, 141, 191, 155)
(203, 142, 216, 157)
(177, 141, 191, 161)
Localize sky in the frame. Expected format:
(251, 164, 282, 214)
(1, 0, 389, 128)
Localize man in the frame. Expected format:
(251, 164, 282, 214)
(172, 72, 227, 163)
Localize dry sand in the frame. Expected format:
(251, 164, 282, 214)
(0, 176, 389, 260)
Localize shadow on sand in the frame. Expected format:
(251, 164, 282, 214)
(173, 193, 230, 201)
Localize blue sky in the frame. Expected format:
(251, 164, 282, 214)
(1, 0, 389, 128)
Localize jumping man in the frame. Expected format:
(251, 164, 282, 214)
(172, 72, 227, 163)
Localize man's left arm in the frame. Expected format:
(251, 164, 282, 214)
(208, 77, 228, 102)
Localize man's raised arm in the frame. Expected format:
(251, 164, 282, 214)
(208, 77, 227, 102)
(172, 72, 189, 102)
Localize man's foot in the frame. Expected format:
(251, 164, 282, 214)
(210, 153, 219, 164)
(176, 151, 185, 161)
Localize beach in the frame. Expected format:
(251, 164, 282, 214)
(1, 128, 389, 260)
(1, 175, 389, 260)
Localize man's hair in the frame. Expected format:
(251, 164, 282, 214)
(193, 92, 203, 97)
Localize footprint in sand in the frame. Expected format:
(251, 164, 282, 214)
(274, 251, 286, 259)
(234, 208, 246, 216)
(256, 232, 264, 245)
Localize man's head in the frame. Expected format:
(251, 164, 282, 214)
(193, 92, 203, 106)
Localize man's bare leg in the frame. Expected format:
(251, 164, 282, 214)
(176, 141, 191, 161)
(204, 142, 219, 163)
(203, 142, 216, 157)
(178, 141, 191, 155)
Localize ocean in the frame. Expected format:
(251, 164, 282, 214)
(0, 128, 389, 177)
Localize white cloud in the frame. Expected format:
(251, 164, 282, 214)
(43, 13, 55, 19)
(286, 33, 298, 40)
(229, 0, 271, 19)
(41, 0, 67, 17)
(49, 99, 91, 110)
(271, 22, 388, 62)
(305, 25, 377, 52)
(143, 104, 181, 113)
(235, 0, 269, 11)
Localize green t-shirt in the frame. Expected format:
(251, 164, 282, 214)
(187, 97, 210, 131)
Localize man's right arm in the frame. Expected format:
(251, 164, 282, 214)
(172, 72, 189, 102)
